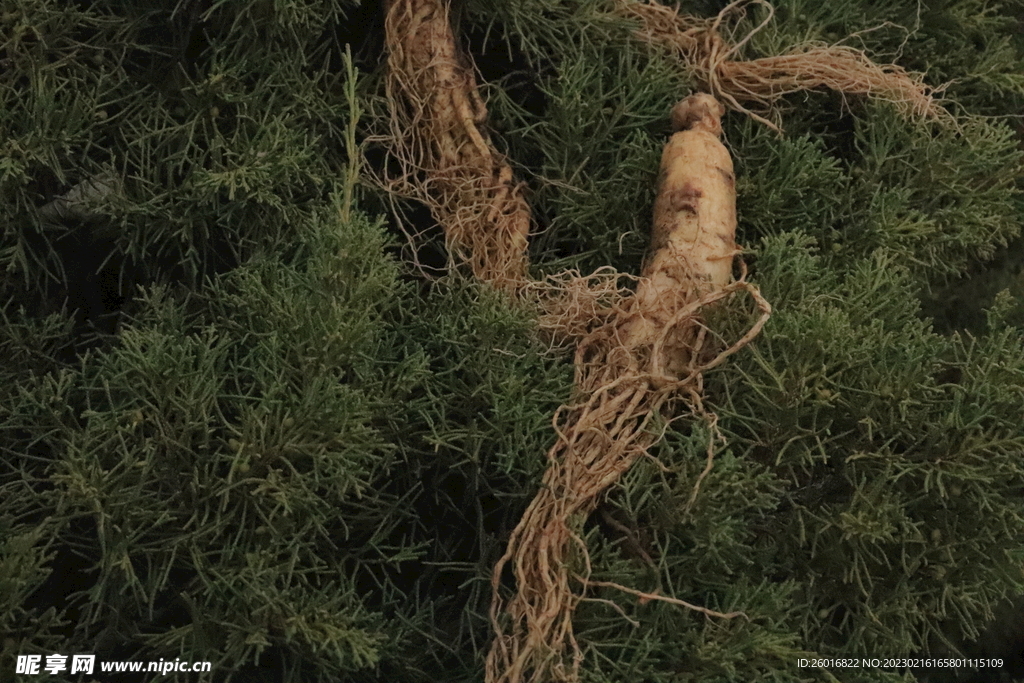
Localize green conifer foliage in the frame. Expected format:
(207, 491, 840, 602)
(4, 1, 1024, 682)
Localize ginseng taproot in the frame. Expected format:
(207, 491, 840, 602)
(486, 94, 770, 683)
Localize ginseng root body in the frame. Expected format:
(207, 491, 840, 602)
(646, 93, 737, 291)
(627, 94, 739, 375)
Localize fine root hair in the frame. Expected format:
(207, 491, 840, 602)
(487, 265, 771, 683)
(614, 0, 953, 131)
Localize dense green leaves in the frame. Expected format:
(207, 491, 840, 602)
(4, 0, 1024, 682)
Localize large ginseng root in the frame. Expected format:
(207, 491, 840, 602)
(381, 0, 530, 290)
(486, 95, 770, 683)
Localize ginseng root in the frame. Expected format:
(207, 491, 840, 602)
(486, 95, 770, 683)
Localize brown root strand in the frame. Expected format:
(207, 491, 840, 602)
(578, 577, 747, 619)
(613, 0, 952, 132)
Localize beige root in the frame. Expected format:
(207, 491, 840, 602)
(486, 277, 769, 683)
(486, 95, 771, 683)
(613, 0, 952, 131)
(381, 0, 531, 290)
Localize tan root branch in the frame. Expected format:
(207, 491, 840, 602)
(487, 266, 770, 683)
(382, 0, 530, 290)
(580, 578, 747, 618)
(613, 0, 951, 131)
